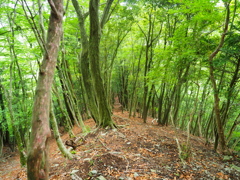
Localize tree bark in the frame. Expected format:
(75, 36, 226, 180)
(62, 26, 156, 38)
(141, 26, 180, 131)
(27, 0, 63, 179)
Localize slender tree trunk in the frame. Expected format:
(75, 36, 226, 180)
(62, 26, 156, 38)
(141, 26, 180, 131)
(197, 78, 210, 137)
(221, 58, 240, 127)
(143, 85, 154, 123)
(129, 44, 143, 117)
(57, 66, 74, 123)
(50, 101, 73, 159)
(157, 82, 165, 125)
(102, 29, 129, 110)
(0, 84, 7, 149)
(162, 85, 176, 126)
(226, 113, 240, 144)
(208, 1, 230, 154)
(27, 1, 63, 179)
(52, 83, 74, 137)
(6, 18, 27, 164)
(57, 56, 87, 132)
(119, 64, 129, 109)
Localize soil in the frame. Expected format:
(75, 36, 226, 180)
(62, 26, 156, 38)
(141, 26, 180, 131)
(0, 101, 240, 180)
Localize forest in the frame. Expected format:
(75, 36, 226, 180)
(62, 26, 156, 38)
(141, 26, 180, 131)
(0, 0, 240, 179)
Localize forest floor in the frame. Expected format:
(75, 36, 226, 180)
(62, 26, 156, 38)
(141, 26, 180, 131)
(0, 101, 240, 180)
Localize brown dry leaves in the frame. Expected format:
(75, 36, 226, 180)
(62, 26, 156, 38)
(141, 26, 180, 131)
(0, 105, 240, 179)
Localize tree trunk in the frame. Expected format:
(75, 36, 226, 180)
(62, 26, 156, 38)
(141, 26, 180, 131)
(221, 57, 240, 127)
(0, 84, 7, 150)
(72, 0, 115, 128)
(157, 82, 165, 125)
(57, 55, 87, 132)
(50, 101, 73, 159)
(139, 13, 162, 123)
(142, 85, 154, 123)
(208, 1, 230, 154)
(27, 0, 63, 179)
(226, 113, 240, 144)
(129, 45, 143, 117)
(52, 83, 74, 137)
(89, 0, 114, 128)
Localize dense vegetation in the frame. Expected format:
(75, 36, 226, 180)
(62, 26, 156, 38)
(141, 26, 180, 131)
(0, 0, 239, 178)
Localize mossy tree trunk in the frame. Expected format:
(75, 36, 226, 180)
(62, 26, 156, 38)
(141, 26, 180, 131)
(89, 0, 115, 128)
(50, 101, 73, 159)
(27, 0, 63, 179)
(72, 0, 115, 128)
(71, 0, 100, 123)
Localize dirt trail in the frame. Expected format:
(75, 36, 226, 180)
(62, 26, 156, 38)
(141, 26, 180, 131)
(0, 104, 240, 179)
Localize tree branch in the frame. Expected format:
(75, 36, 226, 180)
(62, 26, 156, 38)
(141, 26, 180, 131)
(209, 2, 231, 61)
(100, 0, 114, 29)
(48, 0, 62, 19)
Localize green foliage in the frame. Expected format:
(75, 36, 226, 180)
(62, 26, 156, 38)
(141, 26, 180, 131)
(180, 143, 192, 161)
(70, 150, 77, 154)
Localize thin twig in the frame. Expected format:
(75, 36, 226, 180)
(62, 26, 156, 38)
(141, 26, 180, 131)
(99, 139, 111, 151)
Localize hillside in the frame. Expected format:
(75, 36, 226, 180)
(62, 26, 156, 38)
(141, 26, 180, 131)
(0, 103, 240, 180)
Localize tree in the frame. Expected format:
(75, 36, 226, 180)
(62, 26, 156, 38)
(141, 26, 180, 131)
(27, 0, 63, 179)
(72, 0, 116, 128)
(208, 1, 231, 154)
